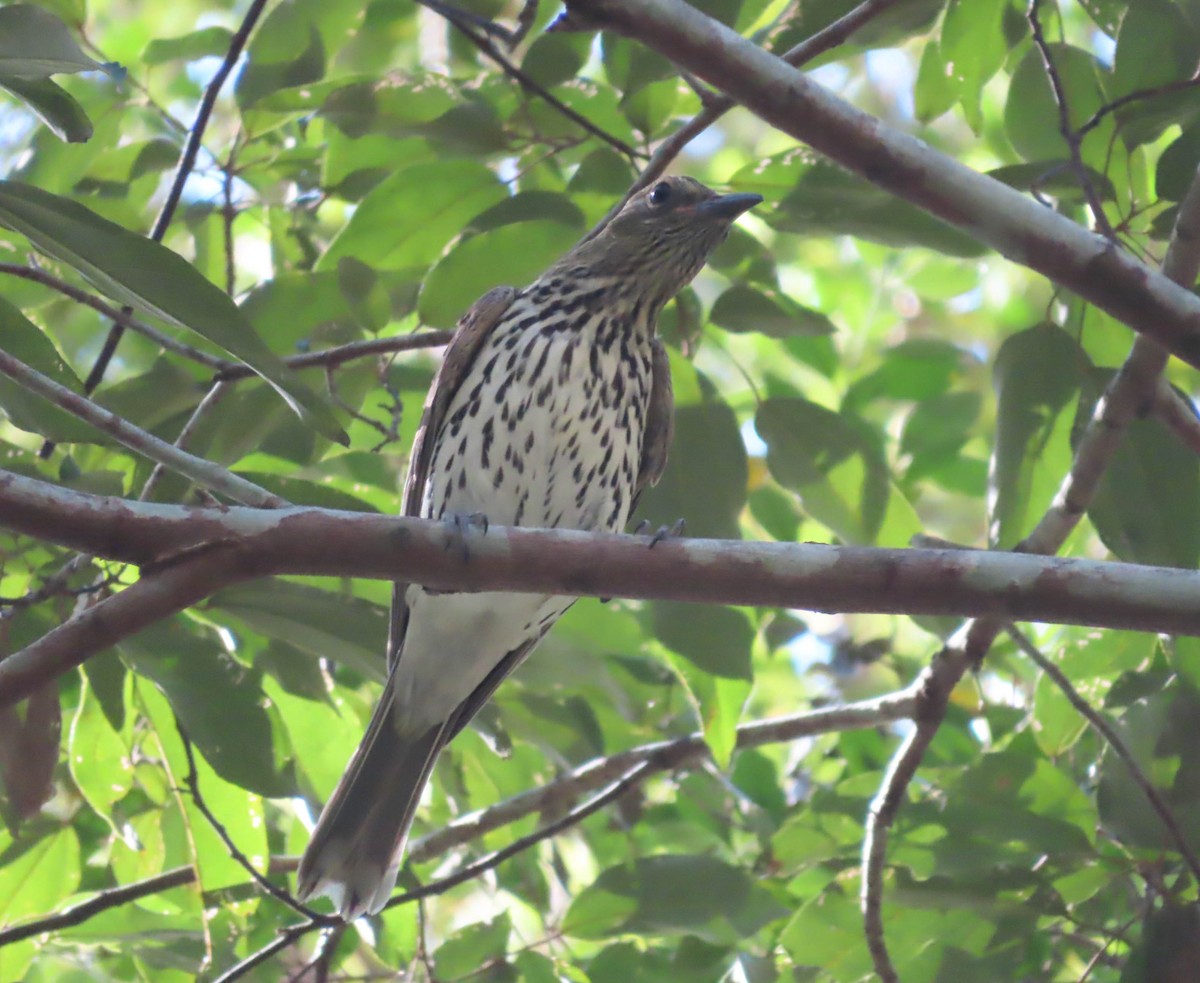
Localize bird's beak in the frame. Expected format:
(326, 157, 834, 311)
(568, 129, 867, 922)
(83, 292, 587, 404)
(696, 192, 763, 220)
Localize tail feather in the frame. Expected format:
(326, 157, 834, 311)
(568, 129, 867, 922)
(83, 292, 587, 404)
(297, 697, 446, 919)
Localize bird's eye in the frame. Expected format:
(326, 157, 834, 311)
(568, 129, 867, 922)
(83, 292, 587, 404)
(649, 182, 671, 206)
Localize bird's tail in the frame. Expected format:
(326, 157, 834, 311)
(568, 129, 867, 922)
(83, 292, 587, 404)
(297, 696, 445, 920)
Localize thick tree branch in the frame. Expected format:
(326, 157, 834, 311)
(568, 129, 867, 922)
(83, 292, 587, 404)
(557, 0, 1200, 369)
(0, 352, 285, 509)
(8, 470, 1200, 705)
(580, 0, 904, 242)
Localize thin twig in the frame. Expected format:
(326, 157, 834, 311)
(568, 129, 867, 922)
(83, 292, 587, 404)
(213, 331, 455, 381)
(140, 382, 231, 503)
(418, 0, 646, 161)
(577, 0, 905, 243)
(1027, 0, 1116, 240)
(0, 264, 231, 371)
(82, 0, 271, 395)
(0, 350, 285, 508)
(1153, 382, 1200, 454)
(211, 920, 320, 983)
(0, 866, 195, 947)
(1078, 72, 1200, 139)
(222, 138, 240, 297)
(176, 722, 329, 921)
(217, 763, 658, 980)
(1007, 625, 1200, 884)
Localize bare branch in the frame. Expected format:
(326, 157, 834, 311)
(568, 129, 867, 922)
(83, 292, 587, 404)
(140, 382, 231, 503)
(0, 351, 285, 509)
(1078, 72, 1200, 140)
(557, 0, 1200, 369)
(213, 330, 454, 381)
(0, 866, 195, 947)
(410, 692, 915, 861)
(11, 471, 1200, 704)
(1026, 0, 1116, 239)
(1007, 625, 1200, 884)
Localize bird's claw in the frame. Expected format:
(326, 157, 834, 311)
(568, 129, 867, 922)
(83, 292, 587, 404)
(639, 517, 685, 549)
(443, 511, 490, 560)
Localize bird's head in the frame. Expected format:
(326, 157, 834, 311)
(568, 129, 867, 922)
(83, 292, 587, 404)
(563, 176, 762, 304)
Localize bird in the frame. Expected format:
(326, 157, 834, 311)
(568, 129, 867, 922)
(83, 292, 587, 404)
(296, 176, 762, 919)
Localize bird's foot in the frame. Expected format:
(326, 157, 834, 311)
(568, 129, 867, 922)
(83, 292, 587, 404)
(633, 517, 686, 549)
(443, 511, 489, 560)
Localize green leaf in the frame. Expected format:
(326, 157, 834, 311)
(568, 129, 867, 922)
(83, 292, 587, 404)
(135, 680, 271, 893)
(651, 602, 753, 681)
(234, 0, 325, 109)
(1005, 45, 1112, 170)
(0, 296, 100, 441)
(209, 580, 388, 683)
(0, 75, 92, 142)
(990, 325, 1086, 549)
(319, 159, 508, 273)
(564, 855, 786, 943)
(709, 283, 835, 338)
(419, 220, 578, 328)
(1111, 0, 1200, 146)
(68, 675, 134, 822)
(434, 914, 511, 980)
(0, 182, 347, 444)
(1083, 375, 1200, 568)
(142, 26, 235, 66)
(636, 397, 748, 540)
(0, 5, 102, 77)
(939, 0, 1010, 132)
(756, 397, 890, 544)
(0, 826, 80, 928)
(119, 621, 290, 797)
(733, 149, 987, 258)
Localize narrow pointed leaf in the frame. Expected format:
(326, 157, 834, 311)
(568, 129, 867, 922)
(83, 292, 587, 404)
(0, 182, 348, 444)
(0, 5, 102, 77)
(0, 75, 92, 142)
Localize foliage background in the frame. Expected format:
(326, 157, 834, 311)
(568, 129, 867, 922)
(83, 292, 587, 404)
(1, 0, 1199, 979)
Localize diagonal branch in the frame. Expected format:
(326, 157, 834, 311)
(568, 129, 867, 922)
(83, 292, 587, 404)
(418, 0, 646, 161)
(861, 120, 1200, 983)
(0, 350, 285, 509)
(578, 0, 905, 242)
(0, 264, 230, 371)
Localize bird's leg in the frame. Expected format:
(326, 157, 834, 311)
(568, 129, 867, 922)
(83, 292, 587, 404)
(442, 511, 490, 561)
(632, 517, 686, 549)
